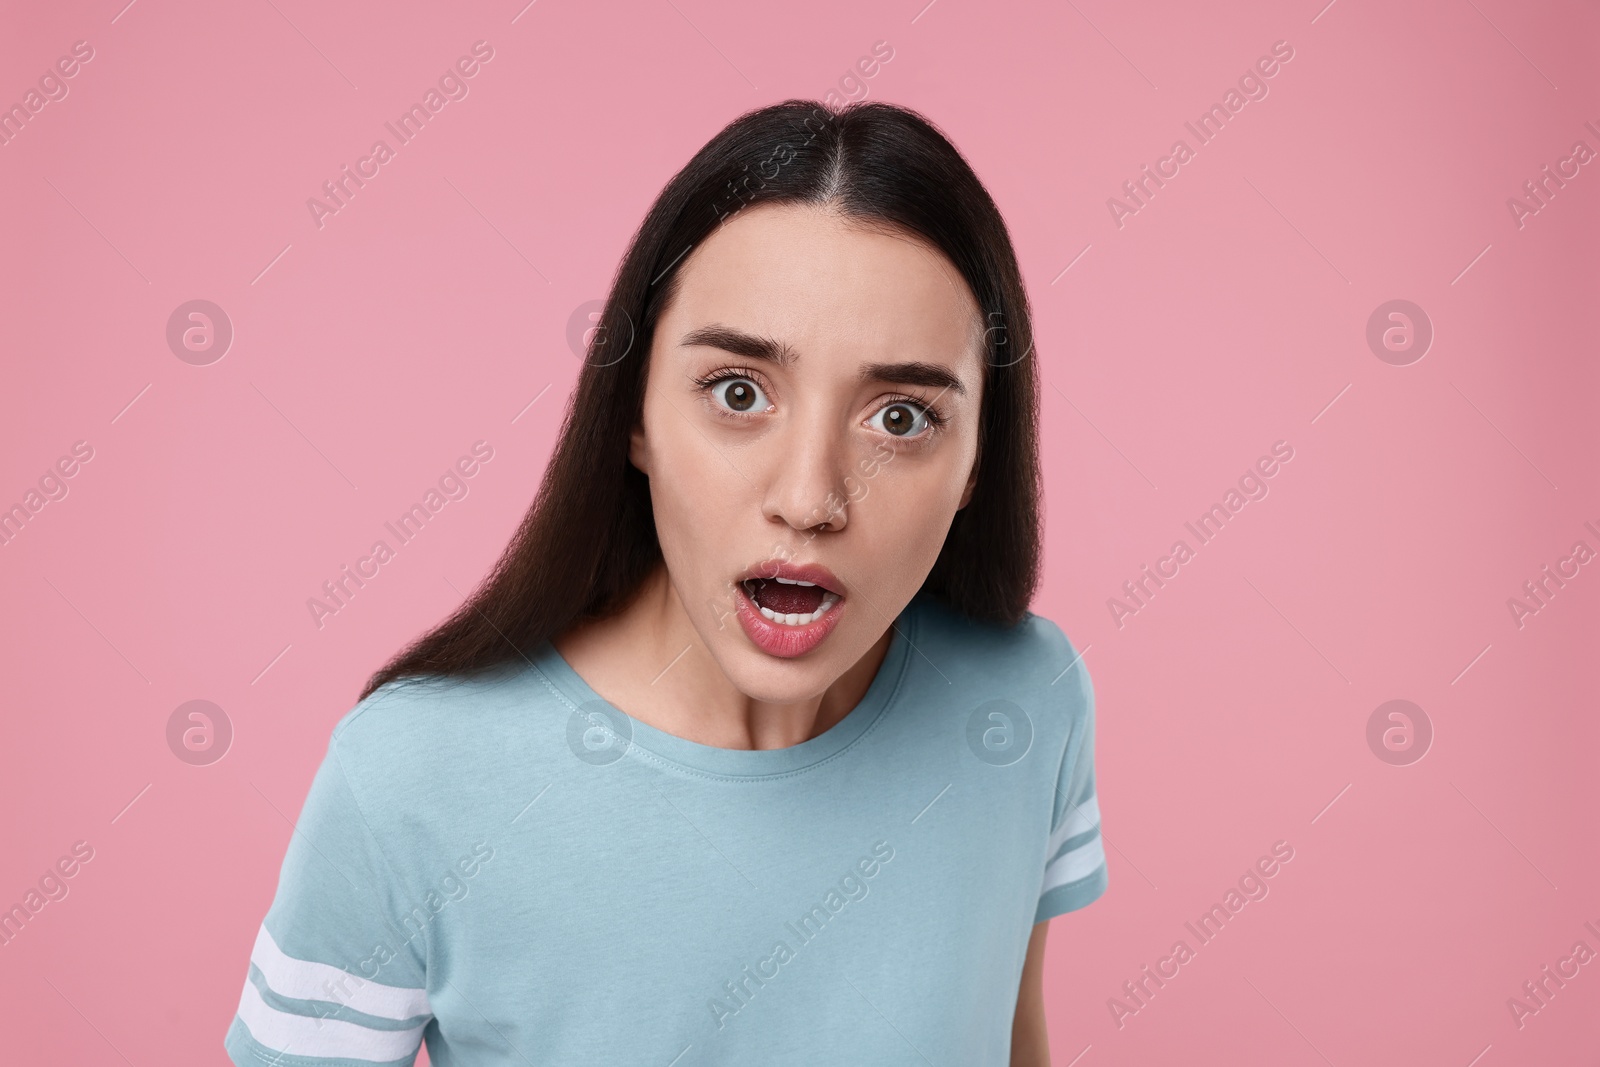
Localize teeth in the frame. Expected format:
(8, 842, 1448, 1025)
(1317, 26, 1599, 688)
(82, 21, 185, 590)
(756, 591, 840, 627)
(774, 577, 816, 586)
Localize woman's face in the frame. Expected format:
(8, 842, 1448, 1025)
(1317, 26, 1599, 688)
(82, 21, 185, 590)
(630, 201, 985, 702)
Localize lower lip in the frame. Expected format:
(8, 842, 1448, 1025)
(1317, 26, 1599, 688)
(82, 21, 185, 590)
(734, 583, 845, 658)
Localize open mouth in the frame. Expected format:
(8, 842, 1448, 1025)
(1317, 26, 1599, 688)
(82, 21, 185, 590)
(740, 576, 842, 627)
(731, 561, 847, 658)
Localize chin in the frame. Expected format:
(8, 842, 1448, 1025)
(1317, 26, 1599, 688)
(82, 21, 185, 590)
(710, 634, 847, 703)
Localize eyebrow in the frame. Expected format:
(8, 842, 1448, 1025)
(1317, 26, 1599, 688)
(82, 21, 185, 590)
(678, 324, 968, 397)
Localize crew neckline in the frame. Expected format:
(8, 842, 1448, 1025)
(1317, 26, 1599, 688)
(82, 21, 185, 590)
(530, 595, 922, 780)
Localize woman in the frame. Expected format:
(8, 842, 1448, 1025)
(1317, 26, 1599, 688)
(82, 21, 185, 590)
(225, 99, 1106, 1066)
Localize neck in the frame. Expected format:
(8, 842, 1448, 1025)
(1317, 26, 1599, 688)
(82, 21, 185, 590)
(552, 563, 892, 750)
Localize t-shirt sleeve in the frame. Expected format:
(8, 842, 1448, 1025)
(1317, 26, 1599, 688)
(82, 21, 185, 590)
(225, 728, 434, 1067)
(1034, 634, 1108, 924)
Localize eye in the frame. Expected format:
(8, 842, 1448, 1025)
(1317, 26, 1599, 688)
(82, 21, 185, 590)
(709, 376, 768, 414)
(868, 400, 935, 438)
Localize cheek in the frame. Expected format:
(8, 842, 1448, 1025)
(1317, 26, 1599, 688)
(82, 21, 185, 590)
(851, 465, 962, 570)
(644, 420, 744, 556)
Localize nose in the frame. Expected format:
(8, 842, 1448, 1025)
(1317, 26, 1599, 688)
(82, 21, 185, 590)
(760, 418, 851, 534)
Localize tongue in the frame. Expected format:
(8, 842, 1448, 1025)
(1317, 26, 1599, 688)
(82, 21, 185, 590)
(751, 580, 825, 616)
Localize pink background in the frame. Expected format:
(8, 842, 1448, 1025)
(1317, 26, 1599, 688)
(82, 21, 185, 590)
(2, 0, 1596, 1063)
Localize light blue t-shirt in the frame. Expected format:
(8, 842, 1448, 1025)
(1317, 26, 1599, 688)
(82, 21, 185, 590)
(225, 591, 1107, 1066)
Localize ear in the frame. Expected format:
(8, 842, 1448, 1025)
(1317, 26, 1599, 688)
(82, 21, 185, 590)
(629, 418, 650, 476)
(957, 450, 979, 510)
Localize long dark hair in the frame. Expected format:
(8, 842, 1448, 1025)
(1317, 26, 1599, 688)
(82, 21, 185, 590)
(359, 99, 1041, 702)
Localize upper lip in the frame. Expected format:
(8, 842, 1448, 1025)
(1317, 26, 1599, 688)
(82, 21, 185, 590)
(736, 559, 845, 597)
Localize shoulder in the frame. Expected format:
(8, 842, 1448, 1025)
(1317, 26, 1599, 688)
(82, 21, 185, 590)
(911, 593, 1091, 700)
(322, 659, 550, 814)
(907, 594, 1094, 760)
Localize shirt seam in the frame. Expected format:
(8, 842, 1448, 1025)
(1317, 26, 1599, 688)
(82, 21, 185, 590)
(1046, 632, 1093, 837)
(327, 732, 433, 990)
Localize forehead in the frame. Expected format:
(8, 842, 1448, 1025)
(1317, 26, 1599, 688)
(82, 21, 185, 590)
(661, 202, 983, 368)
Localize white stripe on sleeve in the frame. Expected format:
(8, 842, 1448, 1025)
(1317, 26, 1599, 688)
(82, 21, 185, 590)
(249, 923, 432, 1021)
(1041, 793, 1104, 894)
(1045, 793, 1100, 860)
(235, 973, 429, 1063)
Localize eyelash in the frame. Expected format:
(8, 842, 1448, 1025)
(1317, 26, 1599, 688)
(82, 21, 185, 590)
(691, 367, 948, 434)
